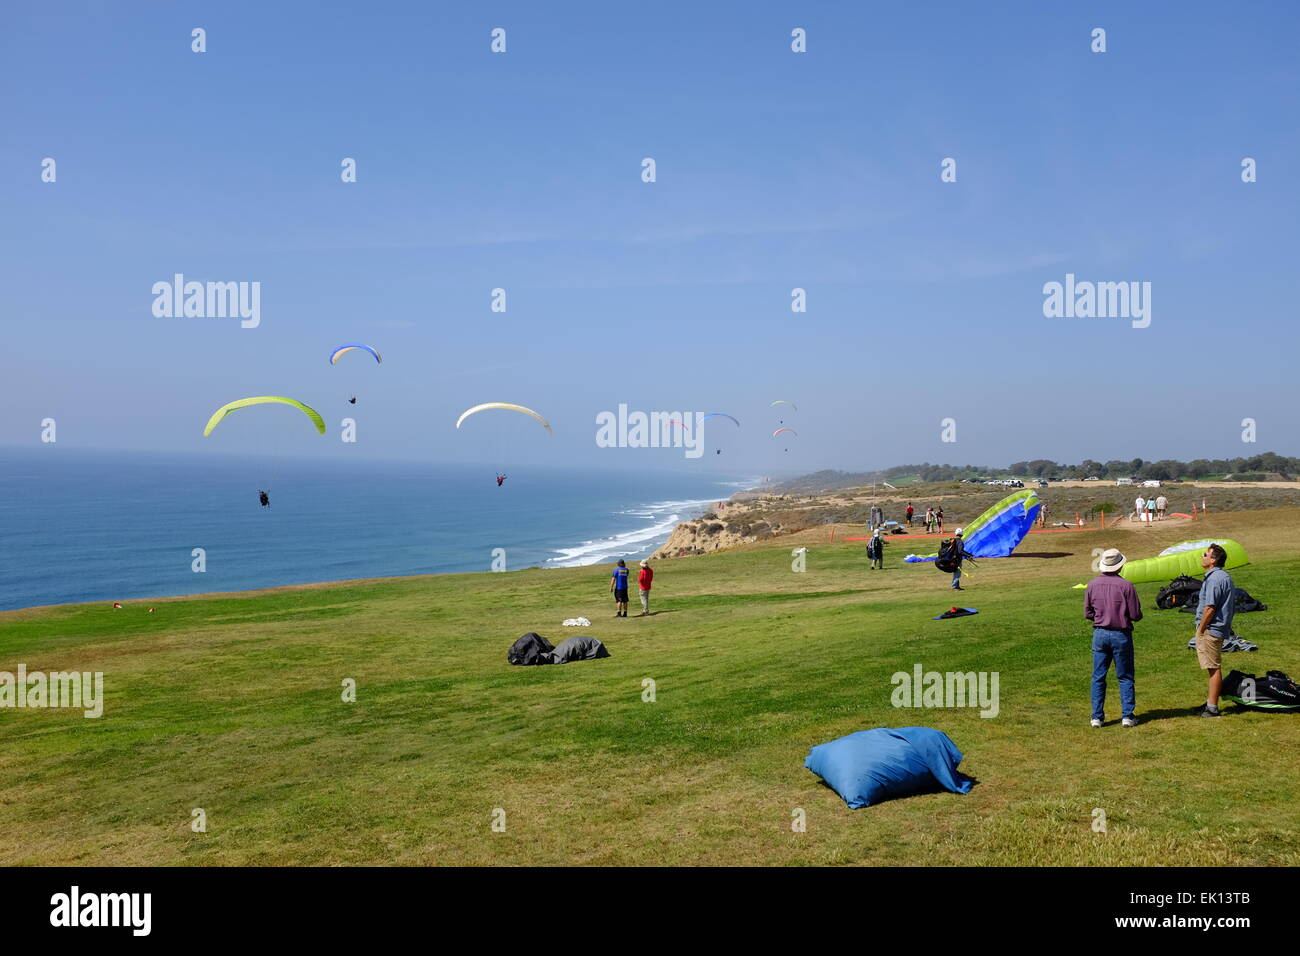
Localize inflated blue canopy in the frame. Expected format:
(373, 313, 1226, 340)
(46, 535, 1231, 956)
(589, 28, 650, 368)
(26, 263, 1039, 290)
(905, 490, 1041, 563)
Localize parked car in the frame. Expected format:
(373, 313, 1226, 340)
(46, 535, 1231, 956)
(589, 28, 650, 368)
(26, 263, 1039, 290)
(1084, 476, 1100, 481)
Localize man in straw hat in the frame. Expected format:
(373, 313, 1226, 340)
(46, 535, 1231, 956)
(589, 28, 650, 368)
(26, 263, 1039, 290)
(1084, 547, 1143, 727)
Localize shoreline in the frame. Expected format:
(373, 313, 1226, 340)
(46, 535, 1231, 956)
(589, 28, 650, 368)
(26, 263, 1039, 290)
(2, 471, 764, 615)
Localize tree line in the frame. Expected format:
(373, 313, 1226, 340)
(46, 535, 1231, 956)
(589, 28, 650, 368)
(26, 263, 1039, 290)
(881, 452, 1295, 483)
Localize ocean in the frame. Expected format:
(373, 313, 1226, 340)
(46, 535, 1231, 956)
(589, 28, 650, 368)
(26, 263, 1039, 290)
(0, 448, 755, 612)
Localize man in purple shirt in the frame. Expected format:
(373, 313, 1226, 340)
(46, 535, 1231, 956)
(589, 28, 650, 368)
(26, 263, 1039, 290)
(1084, 548, 1143, 727)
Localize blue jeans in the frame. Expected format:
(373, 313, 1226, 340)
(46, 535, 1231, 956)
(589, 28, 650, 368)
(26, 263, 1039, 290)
(951, 567, 961, 589)
(1091, 627, 1135, 720)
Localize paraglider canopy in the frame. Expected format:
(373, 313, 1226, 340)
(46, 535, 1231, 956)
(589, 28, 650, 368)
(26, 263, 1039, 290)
(455, 402, 553, 434)
(703, 413, 740, 427)
(203, 397, 326, 436)
(770, 400, 797, 411)
(329, 344, 382, 365)
(772, 427, 798, 437)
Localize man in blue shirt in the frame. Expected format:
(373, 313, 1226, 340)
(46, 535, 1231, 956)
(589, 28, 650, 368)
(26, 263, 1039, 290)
(609, 560, 631, 617)
(1195, 543, 1236, 717)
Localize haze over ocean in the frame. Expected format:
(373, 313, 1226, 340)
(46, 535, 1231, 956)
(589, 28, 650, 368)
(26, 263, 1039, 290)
(0, 448, 752, 611)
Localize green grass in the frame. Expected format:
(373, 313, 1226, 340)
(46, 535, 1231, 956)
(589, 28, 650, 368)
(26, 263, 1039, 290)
(3, 509, 1299, 866)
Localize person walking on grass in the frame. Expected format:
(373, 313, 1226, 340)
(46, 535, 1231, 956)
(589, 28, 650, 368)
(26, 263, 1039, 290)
(1156, 494, 1168, 520)
(1084, 548, 1142, 728)
(946, 528, 972, 590)
(610, 559, 631, 617)
(1146, 496, 1157, 523)
(1194, 543, 1236, 718)
(866, 527, 886, 570)
(1135, 494, 1146, 523)
(636, 559, 654, 616)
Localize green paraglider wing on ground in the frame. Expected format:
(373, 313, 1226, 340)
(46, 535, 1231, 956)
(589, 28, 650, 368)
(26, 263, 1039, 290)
(1119, 538, 1249, 583)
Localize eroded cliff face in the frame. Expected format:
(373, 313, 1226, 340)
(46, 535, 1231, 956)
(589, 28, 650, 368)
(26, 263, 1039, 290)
(651, 519, 754, 559)
(650, 500, 783, 559)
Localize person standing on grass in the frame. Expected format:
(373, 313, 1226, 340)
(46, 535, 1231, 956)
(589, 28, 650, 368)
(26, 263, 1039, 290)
(947, 528, 971, 590)
(1194, 543, 1236, 718)
(867, 527, 886, 570)
(925, 507, 935, 533)
(906, 502, 914, 526)
(936, 507, 945, 534)
(1156, 494, 1168, 520)
(1084, 548, 1142, 727)
(636, 559, 654, 616)
(610, 559, 631, 617)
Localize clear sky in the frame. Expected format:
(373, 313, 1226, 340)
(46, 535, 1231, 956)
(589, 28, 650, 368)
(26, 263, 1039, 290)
(3, 1, 1297, 476)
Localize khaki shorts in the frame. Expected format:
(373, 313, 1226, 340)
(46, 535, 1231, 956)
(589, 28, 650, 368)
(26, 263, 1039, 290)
(1196, 634, 1223, 670)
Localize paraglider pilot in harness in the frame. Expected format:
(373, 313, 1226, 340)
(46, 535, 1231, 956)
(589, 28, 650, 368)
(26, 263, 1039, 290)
(258, 490, 270, 508)
(937, 528, 974, 590)
(866, 528, 886, 570)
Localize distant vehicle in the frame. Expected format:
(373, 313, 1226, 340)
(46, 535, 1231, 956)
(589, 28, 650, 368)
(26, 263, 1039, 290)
(1116, 477, 1134, 486)
(1084, 476, 1100, 481)
(1142, 479, 1161, 488)
(1037, 479, 1049, 488)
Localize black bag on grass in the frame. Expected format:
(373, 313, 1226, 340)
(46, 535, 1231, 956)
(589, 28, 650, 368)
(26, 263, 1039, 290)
(1222, 670, 1300, 710)
(1156, 574, 1201, 610)
(548, 636, 610, 663)
(508, 632, 555, 666)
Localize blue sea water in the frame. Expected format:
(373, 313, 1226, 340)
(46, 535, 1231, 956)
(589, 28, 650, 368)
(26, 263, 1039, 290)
(0, 449, 754, 611)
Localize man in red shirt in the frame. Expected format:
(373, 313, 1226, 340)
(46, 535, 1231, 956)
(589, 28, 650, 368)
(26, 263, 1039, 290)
(1084, 548, 1143, 727)
(637, 559, 654, 616)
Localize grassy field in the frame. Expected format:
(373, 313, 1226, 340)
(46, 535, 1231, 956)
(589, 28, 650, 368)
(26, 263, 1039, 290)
(3, 509, 1299, 866)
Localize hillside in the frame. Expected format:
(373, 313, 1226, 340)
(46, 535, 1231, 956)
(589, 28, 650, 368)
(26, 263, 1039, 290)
(2, 507, 1297, 866)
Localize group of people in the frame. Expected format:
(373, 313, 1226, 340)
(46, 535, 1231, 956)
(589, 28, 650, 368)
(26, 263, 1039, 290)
(1085, 543, 1236, 725)
(609, 559, 654, 617)
(1134, 494, 1168, 522)
(867, 523, 972, 590)
(898, 502, 945, 533)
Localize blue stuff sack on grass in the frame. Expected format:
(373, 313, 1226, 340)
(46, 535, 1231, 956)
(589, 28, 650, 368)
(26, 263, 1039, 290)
(804, 727, 974, 809)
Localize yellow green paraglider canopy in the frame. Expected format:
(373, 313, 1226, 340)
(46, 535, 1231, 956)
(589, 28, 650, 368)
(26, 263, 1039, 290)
(203, 397, 326, 437)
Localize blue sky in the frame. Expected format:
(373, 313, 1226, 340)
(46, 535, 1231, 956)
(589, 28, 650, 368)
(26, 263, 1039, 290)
(2, 1, 1297, 475)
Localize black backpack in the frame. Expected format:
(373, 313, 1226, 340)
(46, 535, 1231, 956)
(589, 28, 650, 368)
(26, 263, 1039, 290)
(1157, 574, 1202, 610)
(866, 536, 882, 559)
(1222, 670, 1300, 710)
(935, 538, 960, 573)
(507, 632, 555, 666)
